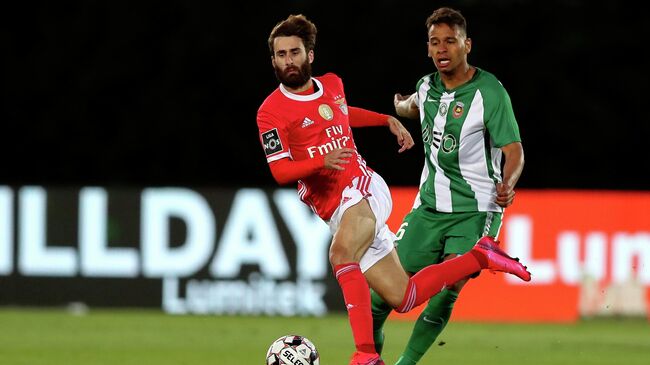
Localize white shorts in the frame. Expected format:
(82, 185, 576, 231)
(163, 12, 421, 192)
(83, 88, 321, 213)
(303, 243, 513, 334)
(327, 172, 397, 273)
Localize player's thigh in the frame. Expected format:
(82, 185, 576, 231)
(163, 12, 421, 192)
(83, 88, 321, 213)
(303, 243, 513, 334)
(444, 212, 503, 256)
(444, 212, 502, 290)
(364, 249, 409, 307)
(331, 199, 376, 261)
(395, 207, 446, 273)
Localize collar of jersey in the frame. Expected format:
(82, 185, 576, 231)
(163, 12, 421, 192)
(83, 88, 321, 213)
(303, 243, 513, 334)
(279, 78, 324, 101)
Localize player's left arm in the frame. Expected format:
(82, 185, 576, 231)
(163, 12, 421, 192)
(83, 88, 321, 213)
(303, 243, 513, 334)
(348, 106, 414, 153)
(496, 142, 524, 208)
(485, 81, 523, 208)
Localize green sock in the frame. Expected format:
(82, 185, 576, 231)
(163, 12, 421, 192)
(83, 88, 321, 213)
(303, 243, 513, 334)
(370, 289, 392, 354)
(394, 355, 418, 365)
(395, 289, 459, 365)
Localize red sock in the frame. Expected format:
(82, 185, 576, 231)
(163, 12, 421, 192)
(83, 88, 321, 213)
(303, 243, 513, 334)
(334, 263, 375, 354)
(396, 252, 482, 312)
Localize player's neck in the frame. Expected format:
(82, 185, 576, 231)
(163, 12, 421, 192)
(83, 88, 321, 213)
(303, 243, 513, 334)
(440, 64, 475, 90)
(283, 78, 314, 94)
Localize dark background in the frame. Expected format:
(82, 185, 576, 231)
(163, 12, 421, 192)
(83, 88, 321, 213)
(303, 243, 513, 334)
(2, 0, 647, 190)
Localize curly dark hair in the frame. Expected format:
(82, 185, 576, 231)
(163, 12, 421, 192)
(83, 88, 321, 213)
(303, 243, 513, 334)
(268, 14, 317, 55)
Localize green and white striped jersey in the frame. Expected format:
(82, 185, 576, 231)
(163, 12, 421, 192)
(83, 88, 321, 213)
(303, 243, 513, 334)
(412, 68, 520, 213)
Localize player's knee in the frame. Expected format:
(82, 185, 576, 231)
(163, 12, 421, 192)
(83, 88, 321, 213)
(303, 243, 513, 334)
(371, 290, 403, 310)
(329, 241, 355, 266)
(329, 235, 373, 266)
(392, 295, 412, 313)
(384, 283, 410, 310)
(389, 296, 406, 311)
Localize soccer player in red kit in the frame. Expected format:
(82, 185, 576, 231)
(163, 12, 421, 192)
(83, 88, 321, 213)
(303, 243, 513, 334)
(257, 14, 531, 365)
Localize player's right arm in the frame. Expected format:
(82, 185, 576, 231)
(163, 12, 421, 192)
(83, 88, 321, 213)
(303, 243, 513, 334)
(257, 109, 353, 185)
(394, 92, 419, 119)
(267, 149, 354, 185)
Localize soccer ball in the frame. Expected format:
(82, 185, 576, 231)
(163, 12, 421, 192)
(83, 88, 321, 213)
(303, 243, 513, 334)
(265, 334, 320, 365)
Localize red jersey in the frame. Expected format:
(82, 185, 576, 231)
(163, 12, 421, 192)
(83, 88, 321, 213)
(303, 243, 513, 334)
(257, 73, 374, 221)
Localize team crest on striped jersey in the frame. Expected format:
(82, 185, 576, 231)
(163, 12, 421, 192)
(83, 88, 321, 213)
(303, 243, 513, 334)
(439, 103, 448, 116)
(452, 101, 464, 118)
(318, 104, 334, 121)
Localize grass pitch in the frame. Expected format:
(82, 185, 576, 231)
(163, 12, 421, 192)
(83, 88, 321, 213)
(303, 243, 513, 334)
(0, 307, 648, 365)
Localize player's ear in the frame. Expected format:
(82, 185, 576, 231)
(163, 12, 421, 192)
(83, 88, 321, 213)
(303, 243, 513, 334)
(465, 37, 472, 54)
(308, 49, 314, 64)
(271, 55, 276, 68)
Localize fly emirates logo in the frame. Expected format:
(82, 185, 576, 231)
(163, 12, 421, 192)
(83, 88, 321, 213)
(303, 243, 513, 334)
(307, 125, 350, 158)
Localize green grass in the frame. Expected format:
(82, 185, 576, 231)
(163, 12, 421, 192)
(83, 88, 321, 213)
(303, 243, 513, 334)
(0, 308, 649, 364)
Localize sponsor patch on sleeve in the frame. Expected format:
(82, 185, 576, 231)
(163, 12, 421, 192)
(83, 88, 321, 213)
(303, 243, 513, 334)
(261, 128, 283, 156)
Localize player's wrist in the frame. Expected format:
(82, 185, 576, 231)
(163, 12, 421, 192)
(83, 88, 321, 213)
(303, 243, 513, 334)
(313, 154, 326, 169)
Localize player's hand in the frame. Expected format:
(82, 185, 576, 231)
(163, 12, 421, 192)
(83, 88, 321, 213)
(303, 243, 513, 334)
(394, 92, 419, 119)
(394, 93, 409, 108)
(387, 116, 414, 153)
(496, 183, 515, 207)
(324, 148, 354, 170)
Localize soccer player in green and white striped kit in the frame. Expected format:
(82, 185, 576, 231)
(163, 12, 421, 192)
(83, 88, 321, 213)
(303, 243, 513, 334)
(371, 7, 525, 365)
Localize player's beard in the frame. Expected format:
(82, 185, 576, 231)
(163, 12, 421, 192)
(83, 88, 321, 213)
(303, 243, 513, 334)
(275, 62, 312, 89)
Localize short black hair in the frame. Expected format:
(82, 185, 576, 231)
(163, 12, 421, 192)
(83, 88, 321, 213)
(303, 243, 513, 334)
(425, 7, 467, 36)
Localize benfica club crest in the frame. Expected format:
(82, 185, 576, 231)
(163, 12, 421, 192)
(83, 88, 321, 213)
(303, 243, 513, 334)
(452, 101, 464, 119)
(334, 95, 348, 115)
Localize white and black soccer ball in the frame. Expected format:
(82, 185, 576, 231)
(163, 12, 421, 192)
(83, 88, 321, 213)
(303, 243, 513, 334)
(265, 334, 320, 365)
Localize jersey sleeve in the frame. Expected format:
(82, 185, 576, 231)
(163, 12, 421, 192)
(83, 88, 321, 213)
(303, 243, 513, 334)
(257, 108, 291, 163)
(268, 156, 325, 185)
(348, 106, 389, 127)
(483, 83, 521, 147)
(414, 75, 430, 110)
(257, 106, 325, 185)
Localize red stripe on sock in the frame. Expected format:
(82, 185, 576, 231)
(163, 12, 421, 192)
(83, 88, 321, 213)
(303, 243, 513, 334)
(396, 279, 416, 312)
(396, 253, 482, 313)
